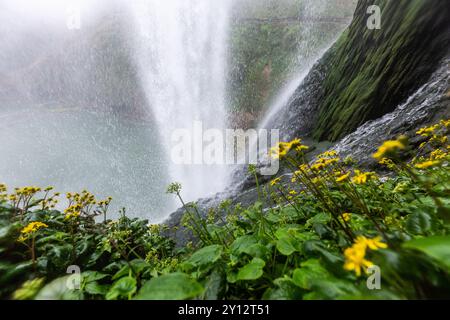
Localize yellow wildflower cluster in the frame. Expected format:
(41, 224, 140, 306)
(335, 172, 350, 183)
(66, 190, 99, 216)
(270, 177, 281, 187)
(341, 213, 352, 222)
(378, 157, 396, 170)
(415, 160, 441, 170)
(317, 150, 338, 159)
(440, 119, 450, 128)
(417, 124, 440, 137)
(269, 138, 309, 160)
(98, 196, 113, 207)
(417, 120, 449, 146)
(373, 137, 407, 161)
(430, 149, 447, 160)
(18, 221, 48, 241)
(0, 183, 7, 200)
(351, 170, 376, 185)
(310, 157, 339, 171)
(64, 204, 82, 220)
(344, 236, 387, 276)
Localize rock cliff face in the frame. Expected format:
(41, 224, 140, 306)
(312, 0, 450, 141)
(268, 0, 450, 142)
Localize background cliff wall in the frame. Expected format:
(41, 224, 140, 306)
(312, 0, 450, 142)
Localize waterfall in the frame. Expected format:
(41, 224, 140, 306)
(259, 0, 355, 134)
(128, 0, 232, 203)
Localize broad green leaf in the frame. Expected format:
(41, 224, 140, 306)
(276, 237, 297, 256)
(306, 212, 331, 227)
(82, 271, 109, 283)
(241, 243, 270, 259)
(231, 235, 258, 255)
(262, 278, 304, 300)
(135, 273, 203, 300)
(202, 270, 223, 300)
(292, 259, 331, 290)
(106, 276, 137, 300)
(403, 236, 450, 269)
(406, 212, 431, 235)
(35, 276, 82, 300)
(237, 258, 265, 281)
(12, 278, 45, 300)
(112, 259, 149, 280)
(186, 245, 222, 267)
(84, 282, 109, 296)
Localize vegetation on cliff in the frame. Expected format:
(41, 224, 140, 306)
(1, 119, 449, 300)
(312, 0, 450, 141)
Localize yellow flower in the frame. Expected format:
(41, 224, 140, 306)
(415, 160, 441, 169)
(417, 124, 440, 137)
(440, 119, 450, 128)
(343, 243, 374, 277)
(355, 236, 388, 250)
(311, 157, 339, 171)
(352, 170, 376, 185)
(270, 177, 281, 187)
(289, 190, 297, 196)
(269, 139, 309, 159)
(336, 172, 350, 183)
(65, 211, 81, 221)
(373, 138, 406, 160)
(341, 213, 351, 222)
(378, 157, 396, 169)
(20, 222, 48, 235)
(269, 142, 290, 160)
(318, 150, 338, 158)
(430, 149, 447, 160)
(291, 170, 301, 183)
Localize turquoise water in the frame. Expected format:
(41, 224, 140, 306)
(0, 106, 175, 223)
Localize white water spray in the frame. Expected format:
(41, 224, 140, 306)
(259, 0, 355, 131)
(129, 0, 232, 202)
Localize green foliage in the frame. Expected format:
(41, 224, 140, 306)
(1, 120, 450, 300)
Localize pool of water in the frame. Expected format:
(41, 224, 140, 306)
(0, 105, 176, 223)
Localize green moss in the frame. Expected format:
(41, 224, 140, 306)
(312, 0, 450, 142)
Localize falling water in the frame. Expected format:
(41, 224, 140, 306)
(259, 0, 355, 132)
(128, 0, 232, 203)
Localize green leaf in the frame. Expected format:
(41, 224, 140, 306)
(35, 276, 82, 300)
(231, 235, 258, 255)
(112, 260, 149, 280)
(106, 276, 137, 300)
(263, 278, 304, 300)
(306, 212, 331, 227)
(241, 243, 270, 259)
(237, 258, 265, 281)
(202, 270, 223, 300)
(276, 237, 297, 256)
(292, 259, 331, 290)
(82, 271, 109, 283)
(406, 212, 431, 235)
(84, 282, 109, 296)
(403, 236, 450, 270)
(186, 245, 223, 267)
(135, 273, 203, 300)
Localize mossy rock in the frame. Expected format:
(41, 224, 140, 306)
(312, 0, 450, 142)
